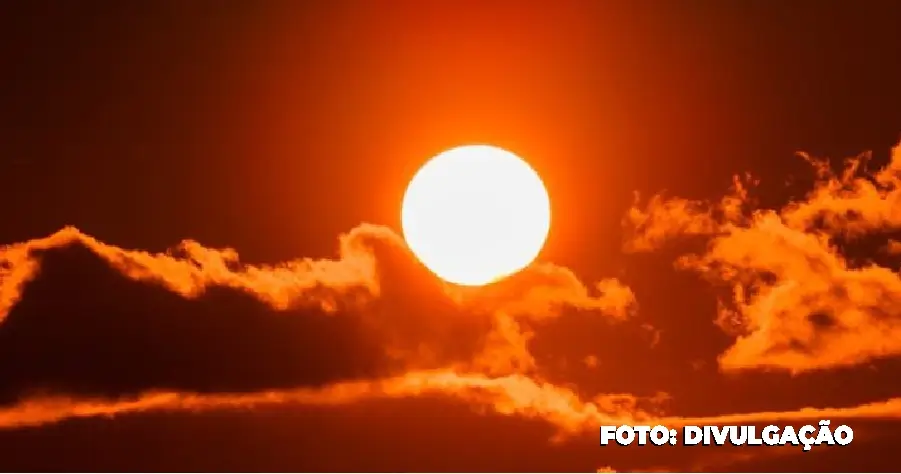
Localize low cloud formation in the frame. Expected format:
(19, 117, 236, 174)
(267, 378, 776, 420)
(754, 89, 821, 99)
(2, 367, 901, 438)
(0, 224, 387, 322)
(626, 140, 901, 374)
(0, 370, 657, 434)
(0, 221, 643, 437)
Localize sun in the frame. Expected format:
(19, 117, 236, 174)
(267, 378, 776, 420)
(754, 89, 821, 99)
(401, 144, 551, 286)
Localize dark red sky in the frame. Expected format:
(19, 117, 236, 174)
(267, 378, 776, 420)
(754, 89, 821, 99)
(1, 1, 901, 471)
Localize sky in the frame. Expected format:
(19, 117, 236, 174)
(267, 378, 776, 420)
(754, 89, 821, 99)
(2, 0, 901, 471)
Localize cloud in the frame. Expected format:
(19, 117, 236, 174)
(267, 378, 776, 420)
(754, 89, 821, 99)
(887, 240, 901, 255)
(0, 370, 659, 434)
(0, 224, 386, 323)
(623, 174, 754, 253)
(0, 224, 635, 328)
(0, 221, 642, 436)
(2, 367, 901, 440)
(625, 140, 901, 374)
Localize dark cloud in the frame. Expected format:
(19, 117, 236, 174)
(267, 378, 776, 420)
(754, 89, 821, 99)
(0, 223, 652, 438)
(0, 242, 386, 401)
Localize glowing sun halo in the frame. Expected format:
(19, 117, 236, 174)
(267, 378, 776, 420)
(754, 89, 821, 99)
(401, 145, 551, 286)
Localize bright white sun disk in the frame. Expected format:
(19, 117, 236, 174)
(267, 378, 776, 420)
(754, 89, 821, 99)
(401, 145, 551, 286)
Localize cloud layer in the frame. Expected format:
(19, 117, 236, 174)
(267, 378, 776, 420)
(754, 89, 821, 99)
(2, 141, 901, 470)
(0, 218, 648, 436)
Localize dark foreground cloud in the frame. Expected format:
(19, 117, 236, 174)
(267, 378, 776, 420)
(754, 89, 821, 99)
(0, 221, 656, 437)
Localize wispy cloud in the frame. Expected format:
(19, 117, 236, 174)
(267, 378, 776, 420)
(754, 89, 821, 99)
(625, 141, 901, 374)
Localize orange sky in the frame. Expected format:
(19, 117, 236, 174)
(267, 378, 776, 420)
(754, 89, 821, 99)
(2, 1, 901, 471)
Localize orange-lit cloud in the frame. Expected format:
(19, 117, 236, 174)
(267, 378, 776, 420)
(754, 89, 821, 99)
(0, 220, 641, 435)
(887, 239, 901, 255)
(626, 141, 901, 374)
(0, 370, 658, 434)
(0, 224, 386, 322)
(2, 368, 901, 439)
(0, 223, 635, 325)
